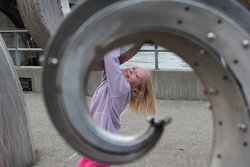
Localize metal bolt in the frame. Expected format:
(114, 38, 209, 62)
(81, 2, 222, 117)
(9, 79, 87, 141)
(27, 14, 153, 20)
(198, 49, 206, 56)
(222, 75, 228, 81)
(218, 121, 223, 126)
(238, 123, 248, 132)
(208, 104, 213, 110)
(242, 39, 250, 49)
(217, 154, 222, 159)
(207, 32, 216, 41)
(39, 55, 44, 64)
(49, 57, 58, 65)
(207, 87, 218, 95)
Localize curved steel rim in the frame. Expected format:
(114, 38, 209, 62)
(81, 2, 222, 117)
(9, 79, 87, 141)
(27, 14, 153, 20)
(17, 0, 139, 64)
(16, 0, 70, 48)
(43, 0, 250, 165)
(90, 44, 143, 71)
(197, 0, 250, 32)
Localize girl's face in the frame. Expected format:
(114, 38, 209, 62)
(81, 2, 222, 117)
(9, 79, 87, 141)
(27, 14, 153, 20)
(123, 66, 148, 89)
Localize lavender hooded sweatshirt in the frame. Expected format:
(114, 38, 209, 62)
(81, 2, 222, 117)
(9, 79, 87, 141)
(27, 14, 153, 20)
(89, 49, 131, 134)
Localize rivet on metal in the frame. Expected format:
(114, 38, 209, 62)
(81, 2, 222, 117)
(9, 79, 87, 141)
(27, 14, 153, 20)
(207, 87, 218, 95)
(218, 121, 223, 126)
(222, 75, 228, 81)
(49, 57, 58, 65)
(207, 32, 216, 41)
(208, 104, 213, 110)
(185, 6, 190, 12)
(39, 55, 44, 64)
(217, 19, 222, 24)
(242, 39, 250, 49)
(198, 49, 206, 56)
(193, 62, 199, 66)
(233, 59, 239, 64)
(177, 20, 183, 25)
(238, 123, 248, 132)
(217, 154, 222, 159)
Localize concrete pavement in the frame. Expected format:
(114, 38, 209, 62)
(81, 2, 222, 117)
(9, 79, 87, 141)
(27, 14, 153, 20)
(24, 93, 212, 167)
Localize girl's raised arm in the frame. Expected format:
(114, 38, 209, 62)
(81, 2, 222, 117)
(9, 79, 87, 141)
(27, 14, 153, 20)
(104, 49, 130, 98)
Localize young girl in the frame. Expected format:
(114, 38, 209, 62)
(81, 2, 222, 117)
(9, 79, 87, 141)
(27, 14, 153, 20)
(78, 48, 157, 167)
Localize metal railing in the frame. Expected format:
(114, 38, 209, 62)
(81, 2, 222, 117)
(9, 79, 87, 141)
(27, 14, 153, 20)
(139, 45, 169, 69)
(0, 29, 178, 68)
(0, 29, 43, 66)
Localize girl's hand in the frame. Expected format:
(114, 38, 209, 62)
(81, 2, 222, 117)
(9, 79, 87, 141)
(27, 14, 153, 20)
(90, 43, 143, 71)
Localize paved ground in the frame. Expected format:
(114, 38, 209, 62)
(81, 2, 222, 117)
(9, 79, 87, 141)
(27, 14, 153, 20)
(24, 93, 213, 167)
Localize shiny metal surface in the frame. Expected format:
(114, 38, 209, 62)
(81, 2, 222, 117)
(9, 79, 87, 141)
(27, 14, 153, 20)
(197, 0, 250, 32)
(16, 0, 138, 68)
(43, 0, 250, 166)
(0, 35, 35, 167)
(91, 44, 143, 71)
(17, 0, 70, 48)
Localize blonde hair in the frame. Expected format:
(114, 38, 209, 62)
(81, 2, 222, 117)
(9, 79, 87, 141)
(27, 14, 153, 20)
(129, 70, 157, 116)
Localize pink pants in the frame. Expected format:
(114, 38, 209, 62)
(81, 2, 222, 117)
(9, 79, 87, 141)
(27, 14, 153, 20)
(78, 157, 110, 167)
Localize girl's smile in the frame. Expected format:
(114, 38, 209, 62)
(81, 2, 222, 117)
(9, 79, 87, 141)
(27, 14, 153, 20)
(123, 66, 148, 87)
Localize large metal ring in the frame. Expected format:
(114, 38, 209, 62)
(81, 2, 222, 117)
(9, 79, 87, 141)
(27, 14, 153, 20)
(17, 0, 140, 68)
(43, 0, 250, 166)
(16, 0, 70, 48)
(0, 35, 35, 166)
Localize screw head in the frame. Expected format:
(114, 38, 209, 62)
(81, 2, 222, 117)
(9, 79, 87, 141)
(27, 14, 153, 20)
(242, 39, 250, 49)
(39, 55, 44, 64)
(49, 57, 58, 65)
(207, 87, 218, 95)
(238, 123, 248, 132)
(198, 49, 206, 56)
(207, 32, 216, 41)
(208, 104, 213, 110)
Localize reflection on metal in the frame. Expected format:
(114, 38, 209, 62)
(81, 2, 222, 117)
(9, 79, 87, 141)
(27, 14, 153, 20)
(16, 0, 70, 48)
(16, 0, 139, 66)
(42, 0, 250, 166)
(0, 35, 35, 166)
(91, 44, 143, 71)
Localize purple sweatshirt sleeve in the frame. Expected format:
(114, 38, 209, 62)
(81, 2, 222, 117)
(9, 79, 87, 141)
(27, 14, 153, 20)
(104, 49, 131, 98)
(89, 49, 131, 134)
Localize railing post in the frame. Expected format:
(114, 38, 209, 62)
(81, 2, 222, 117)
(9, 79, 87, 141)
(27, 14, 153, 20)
(154, 45, 159, 69)
(14, 32, 20, 66)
